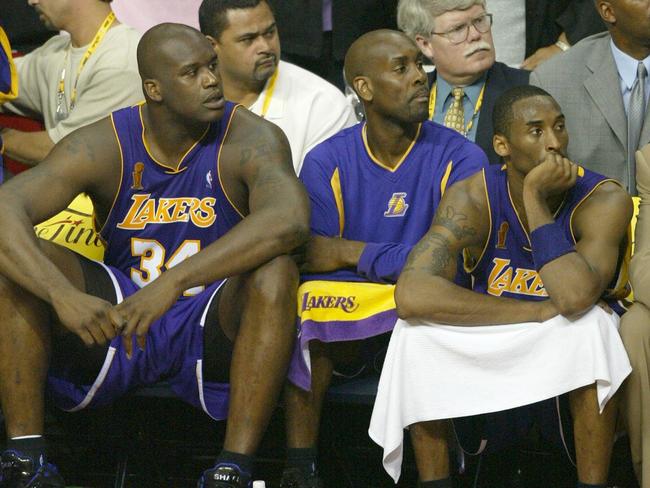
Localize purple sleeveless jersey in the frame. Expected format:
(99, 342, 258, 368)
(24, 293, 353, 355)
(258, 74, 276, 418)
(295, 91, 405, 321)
(47, 102, 244, 420)
(469, 164, 629, 314)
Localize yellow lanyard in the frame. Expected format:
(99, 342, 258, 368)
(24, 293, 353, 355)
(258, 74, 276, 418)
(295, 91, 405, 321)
(428, 81, 486, 136)
(56, 11, 116, 120)
(259, 67, 279, 118)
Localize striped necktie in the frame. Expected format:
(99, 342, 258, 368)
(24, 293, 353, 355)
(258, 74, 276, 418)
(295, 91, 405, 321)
(444, 87, 465, 134)
(627, 62, 647, 196)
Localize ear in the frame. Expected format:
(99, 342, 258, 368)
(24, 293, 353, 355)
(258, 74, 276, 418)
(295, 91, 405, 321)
(206, 34, 221, 56)
(493, 133, 511, 158)
(206, 35, 218, 48)
(414, 34, 435, 62)
(353, 76, 373, 103)
(143, 79, 162, 102)
(596, 1, 615, 25)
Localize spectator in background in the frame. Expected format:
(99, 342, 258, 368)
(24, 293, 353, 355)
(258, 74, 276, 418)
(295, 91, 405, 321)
(0, 0, 54, 53)
(199, 0, 357, 175)
(626, 142, 650, 488)
(489, 0, 606, 70)
(398, 0, 528, 164)
(0, 0, 143, 167)
(267, 0, 398, 90)
(111, 0, 202, 33)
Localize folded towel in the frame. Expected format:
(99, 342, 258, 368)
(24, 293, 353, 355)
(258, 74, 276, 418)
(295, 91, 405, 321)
(368, 306, 632, 482)
(288, 280, 397, 390)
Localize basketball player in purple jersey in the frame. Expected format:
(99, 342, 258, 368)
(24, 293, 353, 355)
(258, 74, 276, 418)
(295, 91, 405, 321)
(281, 30, 487, 488)
(372, 85, 632, 488)
(0, 24, 308, 488)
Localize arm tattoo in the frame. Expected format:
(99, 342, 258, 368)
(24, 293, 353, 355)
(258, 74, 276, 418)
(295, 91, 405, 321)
(434, 206, 476, 240)
(404, 231, 453, 275)
(63, 132, 96, 162)
(404, 205, 476, 276)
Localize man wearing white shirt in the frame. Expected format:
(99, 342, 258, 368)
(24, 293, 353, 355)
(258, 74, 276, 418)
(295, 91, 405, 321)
(532, 1, 650, 486)
(198, 0, 357, 175)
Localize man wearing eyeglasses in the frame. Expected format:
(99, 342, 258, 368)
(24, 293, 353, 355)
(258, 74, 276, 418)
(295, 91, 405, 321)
(398, 0, 529, 164)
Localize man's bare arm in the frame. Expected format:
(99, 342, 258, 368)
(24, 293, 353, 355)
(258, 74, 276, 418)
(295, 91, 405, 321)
(300, 236, 365, 273)
(528, 181, 632, 318)
(1, 128, 55, 166)
(396, 172, 557, 325)
(0, 118, 122, 344)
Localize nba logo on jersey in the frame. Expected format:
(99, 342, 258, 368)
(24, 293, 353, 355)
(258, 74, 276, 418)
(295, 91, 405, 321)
(384, 192, 409, 217)
(206, 170, 213, 189)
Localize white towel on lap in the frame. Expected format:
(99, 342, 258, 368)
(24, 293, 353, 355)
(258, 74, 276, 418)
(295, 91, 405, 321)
(368, 306, 632, 483)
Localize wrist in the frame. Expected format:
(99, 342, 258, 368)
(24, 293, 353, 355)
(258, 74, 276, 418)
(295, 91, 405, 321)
(554, 40, 570, 52)
(49, 284, 80, 308)
(337, 238, 365, 268)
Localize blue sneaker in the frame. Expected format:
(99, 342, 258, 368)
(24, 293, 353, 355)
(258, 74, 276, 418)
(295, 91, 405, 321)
(197, 463, 252, 488)
(0, 450, 65, 488)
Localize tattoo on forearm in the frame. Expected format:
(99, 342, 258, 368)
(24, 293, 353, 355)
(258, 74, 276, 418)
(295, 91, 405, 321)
(435, 206, 476, 240)
(404, 205, 476, 276)
(405, 231, 453, 275)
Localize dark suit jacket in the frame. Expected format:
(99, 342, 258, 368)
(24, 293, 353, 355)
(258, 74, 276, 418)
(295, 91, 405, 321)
(268, 0, 397, 61)
(428, 62, 529, 165)
(525, 0, 605, 57)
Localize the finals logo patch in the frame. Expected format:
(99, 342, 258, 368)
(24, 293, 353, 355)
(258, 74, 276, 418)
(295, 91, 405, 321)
(131, 162, 145, 190)
(384, 192, 409, 217)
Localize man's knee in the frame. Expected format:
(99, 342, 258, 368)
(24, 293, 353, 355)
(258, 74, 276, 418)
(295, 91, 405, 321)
(246, 255, 299, 305)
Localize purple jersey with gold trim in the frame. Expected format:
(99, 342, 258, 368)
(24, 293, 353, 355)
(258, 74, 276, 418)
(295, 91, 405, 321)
(300, 121, 488, 283)
(469, 164, 629, 309)
(100, 102, 243, 295)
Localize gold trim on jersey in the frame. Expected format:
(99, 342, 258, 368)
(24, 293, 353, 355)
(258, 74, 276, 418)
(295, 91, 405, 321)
(463, 169, 491, 274)
(362, 123, 421, 173)
(0, 27, 18, 103)
(97, 114, 126, 236)
(138, 104, 207, 174)
(217, 104, 246, 219)
(440, 160, 453, 196)
(330, 168, 345, 237)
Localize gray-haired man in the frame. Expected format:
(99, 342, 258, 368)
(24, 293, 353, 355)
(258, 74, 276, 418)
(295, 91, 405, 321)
(397, 0, 528, 164)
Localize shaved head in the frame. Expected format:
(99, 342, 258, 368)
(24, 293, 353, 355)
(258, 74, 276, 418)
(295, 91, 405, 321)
(344, 29, 416, 88)
(137, 23, 212, 81)
(344, 29, 428, 124)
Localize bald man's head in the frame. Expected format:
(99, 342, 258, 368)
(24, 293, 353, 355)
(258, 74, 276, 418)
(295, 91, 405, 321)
(344, 29, 429, 123)
(136, 23, 225, 123)
(137, 23, 212, 81)
(344, 29, 415, 88)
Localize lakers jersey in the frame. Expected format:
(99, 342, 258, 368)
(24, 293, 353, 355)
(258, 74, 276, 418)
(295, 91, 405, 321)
(100, 102, 243, 295)
(469, 164, 629, 309)
(300, 121, 487, 283)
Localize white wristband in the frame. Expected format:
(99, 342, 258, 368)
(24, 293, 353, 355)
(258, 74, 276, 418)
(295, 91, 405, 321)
(555, 40, 570, 52)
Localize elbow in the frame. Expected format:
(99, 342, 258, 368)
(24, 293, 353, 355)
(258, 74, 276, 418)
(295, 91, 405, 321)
(395, 273, 419, 320)
(551, 284, 600, 319)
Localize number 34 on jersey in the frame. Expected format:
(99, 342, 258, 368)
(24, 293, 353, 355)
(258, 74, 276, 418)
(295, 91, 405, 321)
(131, 238, 204, 296)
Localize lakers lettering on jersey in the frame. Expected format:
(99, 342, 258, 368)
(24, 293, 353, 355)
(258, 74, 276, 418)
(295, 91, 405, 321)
(116, 194, 217, 230)
(487, 257, 548, 298)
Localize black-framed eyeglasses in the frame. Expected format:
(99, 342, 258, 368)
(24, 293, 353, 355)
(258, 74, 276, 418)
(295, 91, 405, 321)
(430, 13, 493, 45)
